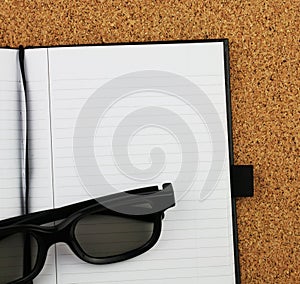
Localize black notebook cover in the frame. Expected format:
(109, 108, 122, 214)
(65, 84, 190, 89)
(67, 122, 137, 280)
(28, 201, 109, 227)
(1, 39, 246, 283)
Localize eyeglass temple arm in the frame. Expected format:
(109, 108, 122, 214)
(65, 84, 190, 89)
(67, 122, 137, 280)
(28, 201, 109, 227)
(0, 184, 174, 228)
(0, 198, 100, 227)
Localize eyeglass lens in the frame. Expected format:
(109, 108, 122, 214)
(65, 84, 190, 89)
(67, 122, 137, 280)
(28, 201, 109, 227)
(75, 214, 155, 258)
(0, 232, 38, 284)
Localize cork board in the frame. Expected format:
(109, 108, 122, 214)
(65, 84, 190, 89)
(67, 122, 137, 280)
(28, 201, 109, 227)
(0, 1, 299, 283)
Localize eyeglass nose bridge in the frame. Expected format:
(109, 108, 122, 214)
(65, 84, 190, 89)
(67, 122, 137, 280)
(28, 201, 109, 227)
(43, 223, 72, 246)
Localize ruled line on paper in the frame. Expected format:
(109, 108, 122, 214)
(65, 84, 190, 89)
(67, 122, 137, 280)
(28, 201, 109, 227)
(52, 93, 225, 102)
(61, 275, 233, 284)
(52, 74, 223, 82)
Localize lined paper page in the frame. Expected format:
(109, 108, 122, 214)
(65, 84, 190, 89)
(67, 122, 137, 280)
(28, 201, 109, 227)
(23, 49, 56, 284)
(47, 42, 236, 284)
(0, 49, 23, 219)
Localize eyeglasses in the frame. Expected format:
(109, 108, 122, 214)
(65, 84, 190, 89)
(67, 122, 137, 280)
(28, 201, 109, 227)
(0, 183, 175, 284)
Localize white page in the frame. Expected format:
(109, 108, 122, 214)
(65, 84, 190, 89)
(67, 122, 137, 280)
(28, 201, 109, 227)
(0, 49, 55, 283)
(23, 49, 56, 284)
(0, 48, 29, 284)
(0, 49, 23, 220)
(47, 42, 236, 284)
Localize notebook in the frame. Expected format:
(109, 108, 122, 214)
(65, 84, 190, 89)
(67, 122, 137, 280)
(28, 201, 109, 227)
(0, 40, 241, 284)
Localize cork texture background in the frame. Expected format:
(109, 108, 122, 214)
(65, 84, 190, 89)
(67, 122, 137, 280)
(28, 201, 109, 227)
(0, 1, 299, 283)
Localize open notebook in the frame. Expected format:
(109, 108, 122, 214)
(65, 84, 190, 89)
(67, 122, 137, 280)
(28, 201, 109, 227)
(0, 40, 239, 284)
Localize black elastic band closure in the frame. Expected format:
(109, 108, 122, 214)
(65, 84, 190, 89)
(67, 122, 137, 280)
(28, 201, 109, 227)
(19, 45, 30, 215)
(231, 165, 254, 197)
(19, 46, 33, 284)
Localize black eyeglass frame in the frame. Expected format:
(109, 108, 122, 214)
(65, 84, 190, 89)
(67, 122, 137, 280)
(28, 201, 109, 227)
(0, 183, 175, 284)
